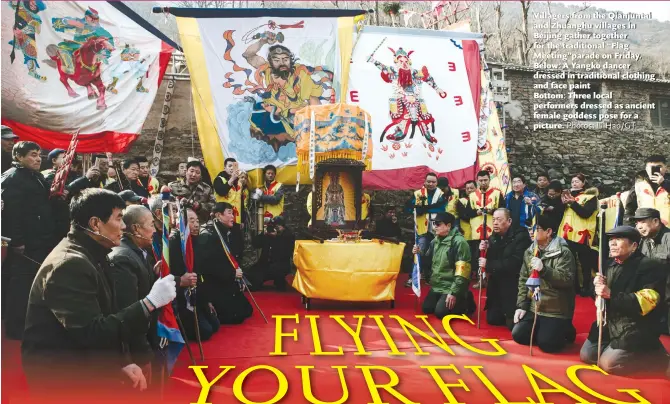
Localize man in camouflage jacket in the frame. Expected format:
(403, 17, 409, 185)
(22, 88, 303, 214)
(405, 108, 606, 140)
(513, 214, 576, 353)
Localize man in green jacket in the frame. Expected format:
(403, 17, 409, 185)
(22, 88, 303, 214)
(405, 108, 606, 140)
(513, 214, 577, 353)
(413, 212, 474, 319)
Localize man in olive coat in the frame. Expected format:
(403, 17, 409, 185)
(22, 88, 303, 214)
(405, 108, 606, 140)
(21, 189, 177, 399)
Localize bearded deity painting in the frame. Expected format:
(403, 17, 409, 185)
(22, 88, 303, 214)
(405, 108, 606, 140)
(368, 46, 447, 144)
(221, 20, 335, 164)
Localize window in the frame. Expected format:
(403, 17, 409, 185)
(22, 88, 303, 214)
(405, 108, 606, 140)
(574, 83, 601, 121)
(650, 95, 670, 128)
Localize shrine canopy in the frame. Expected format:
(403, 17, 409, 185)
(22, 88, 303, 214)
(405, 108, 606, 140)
(1, 1, 180, 153)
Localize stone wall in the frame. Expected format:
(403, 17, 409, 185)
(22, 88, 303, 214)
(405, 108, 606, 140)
(496, 66, 670, 195)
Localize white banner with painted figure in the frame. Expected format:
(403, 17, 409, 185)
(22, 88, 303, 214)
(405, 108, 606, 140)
(1, 1, 174, 152)
(350, 26, 484, 189)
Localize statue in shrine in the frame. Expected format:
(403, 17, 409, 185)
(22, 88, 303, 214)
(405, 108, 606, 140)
(324, 172, 345, 226)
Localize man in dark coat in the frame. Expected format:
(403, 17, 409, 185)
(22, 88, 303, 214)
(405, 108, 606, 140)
(375, 206, 402, 239)
(479, 208, 532, 329)
(21, 189, 177, 399)
(108, 205, 197, 373)
(106, 158, 150, 198)
(169, 207, 220, 341)
(580, 226, 668, 375)
(633, 208, 670, 335)
(199, 202, 253, 324)
(247, 216, 296, 291)
(1, 141, 57, 339)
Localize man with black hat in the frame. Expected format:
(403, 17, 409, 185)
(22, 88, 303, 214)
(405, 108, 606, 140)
(118, 189, 144, 207)
(633, 208, 670, 335)
(41, 148, 66, 181)
(580, 225, 668, 375)
(412, 212, 475, 319)
(247, 215, 295, 291)
(1, 125, 19, 173)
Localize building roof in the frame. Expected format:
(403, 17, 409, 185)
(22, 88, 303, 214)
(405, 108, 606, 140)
(487, 62, 670, 85)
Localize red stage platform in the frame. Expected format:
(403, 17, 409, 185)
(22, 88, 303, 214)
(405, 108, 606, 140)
(3, 273, 669, 404)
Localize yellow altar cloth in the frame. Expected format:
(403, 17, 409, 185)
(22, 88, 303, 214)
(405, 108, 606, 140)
(292, 240, 405, 302)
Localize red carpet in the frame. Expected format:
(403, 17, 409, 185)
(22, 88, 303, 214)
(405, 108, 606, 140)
(3, 273, 670, 404)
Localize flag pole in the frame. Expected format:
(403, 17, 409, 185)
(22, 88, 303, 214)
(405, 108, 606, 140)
(174, 307, 196, 365)
(412, 208, 422, 311)
(596, 202, 607, 367)
(477, 209, 488, 329)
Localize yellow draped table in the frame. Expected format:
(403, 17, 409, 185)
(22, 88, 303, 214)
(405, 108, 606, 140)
(292, 240, 405, 307)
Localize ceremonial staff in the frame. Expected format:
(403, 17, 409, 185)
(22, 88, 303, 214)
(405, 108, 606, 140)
(596, 202, 607, 367)
(411, 208, 422, 312)
(477, 208, 488, 329)
(526, 234, 541, 356)
(212, 218, 269, 324)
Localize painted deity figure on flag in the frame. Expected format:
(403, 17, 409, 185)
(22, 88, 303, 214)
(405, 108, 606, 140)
(324, 172, 345, 226)
(368, 47, 447, 144)
(237, 33, 331, 152)
(7, 0, 47, 81)
(106, 44, 150, 94)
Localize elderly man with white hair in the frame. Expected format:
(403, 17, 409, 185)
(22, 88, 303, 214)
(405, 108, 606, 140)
(108, 205, 197, 385)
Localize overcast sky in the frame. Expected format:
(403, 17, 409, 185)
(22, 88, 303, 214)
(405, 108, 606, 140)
(558, 1, 670, 22)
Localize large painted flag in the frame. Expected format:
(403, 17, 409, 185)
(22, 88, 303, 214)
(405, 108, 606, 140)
(171, 7, 366, 184)
(1, 1, 178, 152)
(349, 26, 483, 189)
(158, 192, 184, 374)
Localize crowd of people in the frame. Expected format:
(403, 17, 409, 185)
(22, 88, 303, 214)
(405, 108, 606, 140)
(1, 126, 293, 396)
(1, 121, 668, 398)
(402, 157, 669, 375)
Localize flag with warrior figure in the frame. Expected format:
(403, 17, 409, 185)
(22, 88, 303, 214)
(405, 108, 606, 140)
(157, 191, 184, 374)
(1, 1, 177, 152)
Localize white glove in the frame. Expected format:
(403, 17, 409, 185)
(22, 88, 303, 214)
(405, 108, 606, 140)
(255, 188, 263, 197)
(478, 257, 487, 268)
(514, 309, 526, 324)
(530, 257, 543, 272)
(145, 274, 176, 309)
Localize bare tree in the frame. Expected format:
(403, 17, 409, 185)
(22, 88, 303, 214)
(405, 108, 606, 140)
(494, 2, 507, 62)
(517, 0, 531, 64)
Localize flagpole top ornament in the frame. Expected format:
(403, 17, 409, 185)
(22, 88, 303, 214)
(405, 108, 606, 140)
(161, 186, 171, 201)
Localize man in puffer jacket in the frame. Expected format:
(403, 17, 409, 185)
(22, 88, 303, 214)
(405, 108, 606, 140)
(513, 214, 577, 353)
(414, 212, 475, 319)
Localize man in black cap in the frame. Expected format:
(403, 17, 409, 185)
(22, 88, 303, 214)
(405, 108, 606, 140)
(633, 208, 670, 335)
(41, 148, 66, 181)
(118, 189, 144, 207)
(247, 216, 295, 291)
(412, 212, 475, 319)
(580, 225, 668, 375)
(1, 125, 19, 173)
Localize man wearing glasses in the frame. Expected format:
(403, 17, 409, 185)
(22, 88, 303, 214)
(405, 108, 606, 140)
(413, 212, 475, 319)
